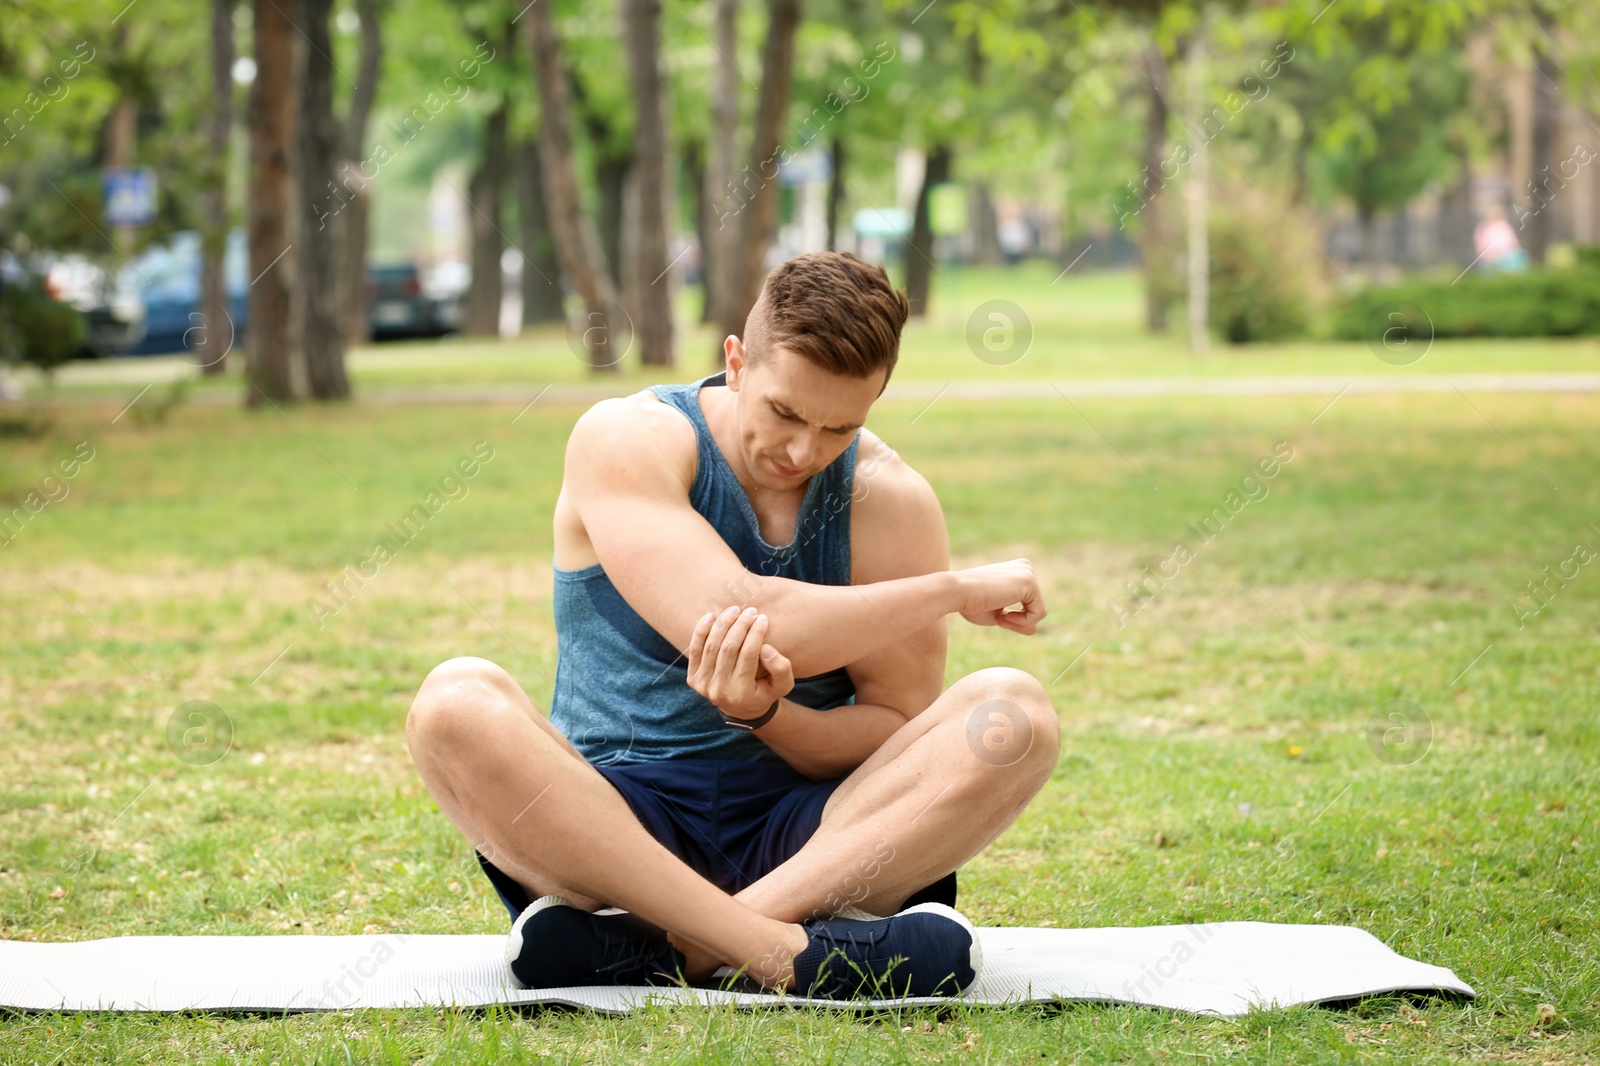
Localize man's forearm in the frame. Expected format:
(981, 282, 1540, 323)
(753, 569, 959, 679)
(749, 698, 907, 781)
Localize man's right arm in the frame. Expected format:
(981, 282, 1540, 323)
(565, 399, 1040, 679)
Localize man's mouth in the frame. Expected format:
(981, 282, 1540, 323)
(770, 457, 804, 478)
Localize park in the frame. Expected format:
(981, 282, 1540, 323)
(2, 0, 1598, 1063)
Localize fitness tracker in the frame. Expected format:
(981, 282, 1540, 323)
(721, 698, 781, 731)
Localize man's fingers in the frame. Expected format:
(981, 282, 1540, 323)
(717, 608, 758, 686)
(732, 614, 768, 683)
(759, 644, 794, 693)
(686, 611, 714, 676)
(696, 606, 740, 683)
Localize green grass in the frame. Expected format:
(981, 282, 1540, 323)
(1, 324, 1597, 1061)
(15, 265, 1600, 402)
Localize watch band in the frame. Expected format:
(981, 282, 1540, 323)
(722, 698, 781, 731)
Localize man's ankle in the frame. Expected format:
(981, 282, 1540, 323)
(667, 933, 722, 981)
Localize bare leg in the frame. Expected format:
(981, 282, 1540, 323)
(724, 667, 1058, 938)
(405, 657, 806, 986)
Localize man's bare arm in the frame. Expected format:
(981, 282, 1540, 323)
(682, 463, 951, 779)
(566, 400, 1043, 678)
(748, 464, 951, 777)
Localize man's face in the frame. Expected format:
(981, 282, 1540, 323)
(726, 343, 883, 490)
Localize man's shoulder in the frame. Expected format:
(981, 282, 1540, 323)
(853, 427, 939, 515)
(566, 391, 698, 491)
(849, 428, 945, 580)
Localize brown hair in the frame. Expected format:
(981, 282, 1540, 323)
(742, 252, 910, 387)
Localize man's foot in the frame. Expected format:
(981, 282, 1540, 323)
(504, 895, 687, 988)
(790, 902, 982, 999)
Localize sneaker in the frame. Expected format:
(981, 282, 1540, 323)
(790, 902, 982, 999)
(504, 894, 687, 988)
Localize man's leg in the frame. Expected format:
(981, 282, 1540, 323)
(730, 666, 1058, 930)
(405, 656, 807, 984)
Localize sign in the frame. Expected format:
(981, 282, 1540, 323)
(103, 168, 157, 226)
(778, 146, 832, 186)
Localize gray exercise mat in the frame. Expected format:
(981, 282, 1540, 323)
(0, 922, 1473, 1016)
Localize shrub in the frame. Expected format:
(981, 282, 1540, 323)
(0, 281, 86, 378)
(1330, 251, 1600, 340)
(1207, 207, 1314, 344)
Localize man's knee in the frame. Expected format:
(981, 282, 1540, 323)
(407, 655, 519, 749)
(950, 666, 1060, 774)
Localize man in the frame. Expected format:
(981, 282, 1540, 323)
(407, 252, 1058, 998)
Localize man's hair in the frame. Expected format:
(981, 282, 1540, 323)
(741, 252, 910, 387)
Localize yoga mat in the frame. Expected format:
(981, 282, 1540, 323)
(0, 922, 1472, 1017)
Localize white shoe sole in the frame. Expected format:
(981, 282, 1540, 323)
(505, 893, 577, 972)
(892, 902, 984, 991)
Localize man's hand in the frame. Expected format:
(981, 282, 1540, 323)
(953, 558, 1048, 634)
(686, 605, 796, 720)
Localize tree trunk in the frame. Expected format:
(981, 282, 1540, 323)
(720, 0, 802, 348)
(334, 0, 383, 350)
(246, 0, 300, 403)
(826, 134, 845, 251)
(972, 181, 1001, 266)
(297, 0, 348, 399)
(1359, 206, 1383, 271)
(684, 137, 713, 322)
(905, 143, 950, 318)
(594, 151, 629, 291)
(1526, 19, 1559, 267)
(524, 0, 622, 371)
(518, 134, 565, 327)
(1184, 14, 1209, 354)
(197, 0, 235, 376)
(465, 99, 508, 337)
(622, 0, 674, 366)
(1139, 42, 1172, 333)
(104, 27, 138, 262)
(704, 0, 741, 334)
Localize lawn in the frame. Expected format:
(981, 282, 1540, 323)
(16, 266, 1600, 403)
(0, 328, 1597, 1061)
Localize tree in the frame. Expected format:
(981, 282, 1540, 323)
(719, 0, 803, 351)
(703, 0, 741, 330)
(298, 0, 350, 399)
(196, 0, 235, 376)
(517, 132, 565, 327)
(247, 0, 301, 403)
(333, 0, 384, 349)
(464, 96, 508, 337)
(622, 0, 674, 366)
(904, 143, 950, 316)
(524, 0, 622, 370)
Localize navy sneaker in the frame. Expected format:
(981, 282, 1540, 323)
(790, 902, 982, 999)
(504, 895, 687, 988)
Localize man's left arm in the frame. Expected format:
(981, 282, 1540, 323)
(685, 460, 950, 780)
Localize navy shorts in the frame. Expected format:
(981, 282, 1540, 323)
(475, 757, 956, 923)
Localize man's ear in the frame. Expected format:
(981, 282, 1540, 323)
(724, 335, 747, 389)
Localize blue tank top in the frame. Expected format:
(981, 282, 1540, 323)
(548, 371, 860, 765)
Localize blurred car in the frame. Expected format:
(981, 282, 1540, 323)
(424, 259, 469, 334)
(39, 252, 144, 357)
(115, 230, 248, 357)
(367, 263, 451, 339)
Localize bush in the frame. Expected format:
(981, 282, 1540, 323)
(1330, 252, 1600, 340)
(0, 281, 85, 377)
(1207, 208, 1314, 344)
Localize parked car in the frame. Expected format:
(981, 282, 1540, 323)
(367, 263, 452, 339)
(129, 231, 248, 356)
(115, 230, 248, 357)
(39, 252, 144, 357)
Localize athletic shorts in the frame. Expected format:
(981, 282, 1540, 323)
(474, 757, 957, 923)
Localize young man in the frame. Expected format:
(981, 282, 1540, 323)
(407, 252, 1057, 998)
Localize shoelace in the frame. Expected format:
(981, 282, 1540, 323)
(592, 928, 679, 983)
